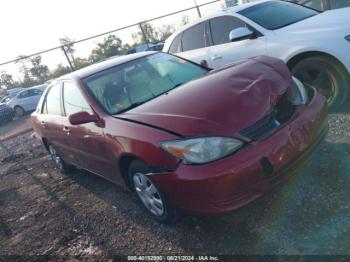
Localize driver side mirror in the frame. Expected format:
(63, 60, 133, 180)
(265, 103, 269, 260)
(69, 111, 100, 125)
(229, 27, 255, 42)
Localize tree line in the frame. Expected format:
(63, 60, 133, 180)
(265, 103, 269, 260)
(0, 19, 189, 91)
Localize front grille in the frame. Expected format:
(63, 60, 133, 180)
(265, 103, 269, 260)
(240, 93, 296, 140)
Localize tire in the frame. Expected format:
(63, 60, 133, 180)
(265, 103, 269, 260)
(128, 160, 180, 224)
(48, 144, 75, 174)
(14, 106, 25, 117)
(291, 55, 350, 111)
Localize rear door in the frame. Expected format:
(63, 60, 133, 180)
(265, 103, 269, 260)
(61, 81, 113, 179)
(37, 83, 68, 158)
(207, 16, 267, 68)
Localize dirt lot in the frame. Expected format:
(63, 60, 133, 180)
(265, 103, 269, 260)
(0, 112, 350, 258)
(0, 115, 32, 140)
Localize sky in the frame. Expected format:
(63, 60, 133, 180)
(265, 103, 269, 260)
(0, 0, 223, 78)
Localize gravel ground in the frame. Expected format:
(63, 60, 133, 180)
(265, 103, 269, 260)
(0, 112, 350, 258)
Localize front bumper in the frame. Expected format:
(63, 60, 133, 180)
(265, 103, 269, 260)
(151, 90, 328, 214)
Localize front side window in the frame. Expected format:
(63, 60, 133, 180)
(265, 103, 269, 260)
(83, 53, 208, 115)
(44, 83, 61, 115)
(181, 22, 206, 52)
(329, 0, 350, 9)
(209, 16, 246, 45)
(63, 82, 92, 116)
(238, 1, 319, 30)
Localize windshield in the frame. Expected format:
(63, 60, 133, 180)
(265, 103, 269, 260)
(83, 53, 208, 114)
(238, 1, 319, 30)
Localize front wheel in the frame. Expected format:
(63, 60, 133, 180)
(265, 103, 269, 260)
(14, 106, 25, 117)
(128, 160, 180, 224)
(291, 56, 349, 110)
(48, 144, 74, 174)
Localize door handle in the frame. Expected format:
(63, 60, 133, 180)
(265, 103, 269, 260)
(211, 55, 222, 61)
(40, 121, 46, 128)
(63, 126, 71, 136)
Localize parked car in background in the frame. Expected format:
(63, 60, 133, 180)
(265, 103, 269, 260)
(32, 83, 48, 92)
(288, 0, 350, 11)
(145, 42, 165, 51)
(31, 52, 328, 223)
(0, 103, 15, 126)
(163, 0, 350, 109)
(8, 87, 44, 116)
(128, 42, 165, 54)
(0, 95, 10, 104)
(6, 87, 24, 98)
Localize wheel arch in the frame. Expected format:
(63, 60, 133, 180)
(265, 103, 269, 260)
(119, 154, 138, 189)
(42, 137, 49, 151)
(286, 51, 349, 75)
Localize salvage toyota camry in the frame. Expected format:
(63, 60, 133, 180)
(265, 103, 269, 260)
(31, 52, 328, 223)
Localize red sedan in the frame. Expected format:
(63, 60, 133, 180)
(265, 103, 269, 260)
(31, 52, 328, 223)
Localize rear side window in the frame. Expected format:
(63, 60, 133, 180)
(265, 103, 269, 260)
(182, 22, 206, 52)
(63, 82, 92, 116)
(44, 84, 61, 115)
(168, 34, 182, 53)
(209, 16, 246, 45)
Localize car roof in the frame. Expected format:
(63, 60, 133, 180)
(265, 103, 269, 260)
(164, 0, 271, 49)
(60, 51, 157, 80)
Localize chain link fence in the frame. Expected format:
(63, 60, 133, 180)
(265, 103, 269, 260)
(0, 0, 224, 91)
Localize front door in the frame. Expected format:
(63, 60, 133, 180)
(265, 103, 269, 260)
(207, 16, 267, 69)
(61, 81, 114, 180)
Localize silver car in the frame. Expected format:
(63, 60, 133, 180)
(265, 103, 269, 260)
(7, 88, 44, 116)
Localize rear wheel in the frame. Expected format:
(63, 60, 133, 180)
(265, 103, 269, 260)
(291, 56, 349, 110)
(14, 106, 25, 117)
(48, 144, 74, 174)
(128, 160, 180, 224)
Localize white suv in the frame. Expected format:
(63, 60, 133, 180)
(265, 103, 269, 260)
(163, 0, 350, 109)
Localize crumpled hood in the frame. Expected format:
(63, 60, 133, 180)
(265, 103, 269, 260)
(280, 7, 350, 33)
(118, 56, 295, 137)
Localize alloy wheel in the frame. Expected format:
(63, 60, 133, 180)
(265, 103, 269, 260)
(297, 68, 337, 105)
(133, 173, 164, 217)
(49, 145, 63, 170)
(14, 107, 24, 117)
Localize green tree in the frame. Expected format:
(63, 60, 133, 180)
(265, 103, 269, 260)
(132, 23, 159, 45)
(15, 55, 35, 87)
(158, 24, 175, 41)
(29, 56, 50, 83)
(74, 57, 91, 69)
(50, 64, 71, 79)
(0, 71, 17, 89)
(181, 15, 190, 26)
(89, 35, 125, 63)
(60, 37, 76, 66)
